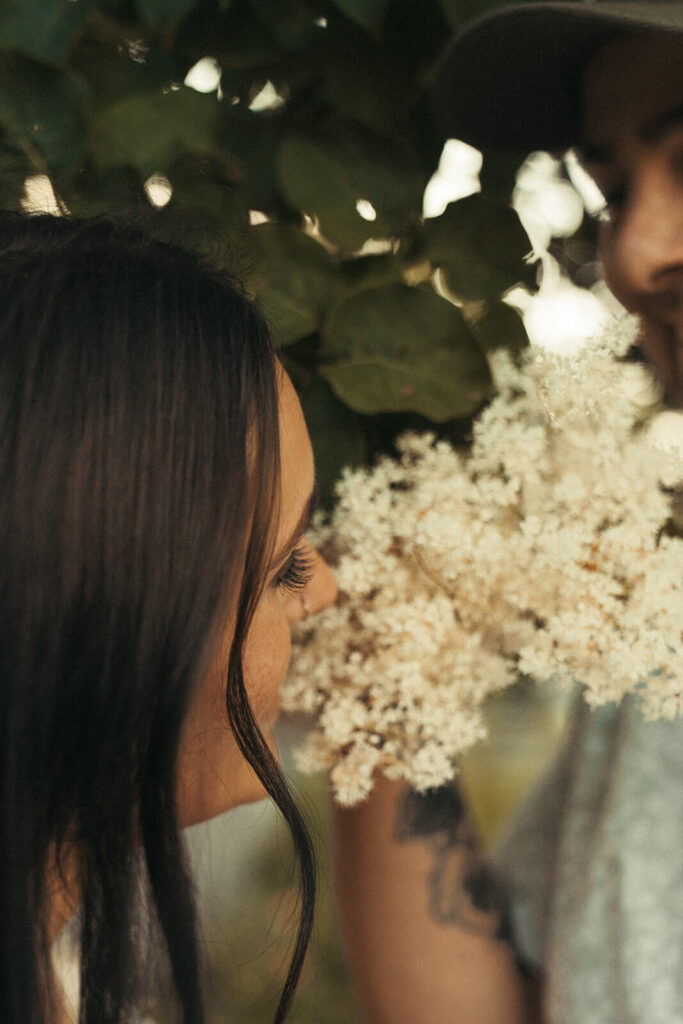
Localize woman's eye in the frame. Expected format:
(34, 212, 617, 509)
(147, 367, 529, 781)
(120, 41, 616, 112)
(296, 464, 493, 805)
(275, 544, 315, 594)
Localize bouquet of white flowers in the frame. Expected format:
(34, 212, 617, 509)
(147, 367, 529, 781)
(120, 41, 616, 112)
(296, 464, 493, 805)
(282, 320, 683, 806)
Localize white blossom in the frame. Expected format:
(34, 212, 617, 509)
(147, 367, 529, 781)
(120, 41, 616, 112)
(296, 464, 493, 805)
(283, 319, 683, 805)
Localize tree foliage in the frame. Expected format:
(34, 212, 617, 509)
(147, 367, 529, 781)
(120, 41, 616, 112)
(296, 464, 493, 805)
(0, 0, 537, 500)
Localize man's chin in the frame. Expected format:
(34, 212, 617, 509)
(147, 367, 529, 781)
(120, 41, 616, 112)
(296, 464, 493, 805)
(638, 318, 683, 409)
(659, 373, 683, 410)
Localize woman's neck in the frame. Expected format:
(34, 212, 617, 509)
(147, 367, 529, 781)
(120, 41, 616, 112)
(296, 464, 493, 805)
(46, 844, 80, 946)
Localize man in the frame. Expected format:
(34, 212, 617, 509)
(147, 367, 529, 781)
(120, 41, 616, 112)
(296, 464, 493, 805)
(333, 5, 683, 1023)
(433, 1, 683, 409)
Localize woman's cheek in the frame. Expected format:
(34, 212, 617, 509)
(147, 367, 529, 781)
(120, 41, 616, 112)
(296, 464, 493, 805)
(242, 593, 292, 727)
(173, 594, 294, 825)
(175, 666, 250, 826)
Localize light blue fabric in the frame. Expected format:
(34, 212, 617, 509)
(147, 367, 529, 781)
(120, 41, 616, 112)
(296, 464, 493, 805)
(494, 694, 683, 1024)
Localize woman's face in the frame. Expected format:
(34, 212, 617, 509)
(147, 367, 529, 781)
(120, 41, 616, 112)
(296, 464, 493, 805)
(176, 369, 337, 827)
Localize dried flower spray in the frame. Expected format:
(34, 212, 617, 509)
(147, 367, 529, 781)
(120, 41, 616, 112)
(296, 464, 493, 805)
(283, 320, 683, 805)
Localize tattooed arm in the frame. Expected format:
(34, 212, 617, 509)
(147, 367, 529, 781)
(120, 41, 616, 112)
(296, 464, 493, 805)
(332, 776, 540, 1024)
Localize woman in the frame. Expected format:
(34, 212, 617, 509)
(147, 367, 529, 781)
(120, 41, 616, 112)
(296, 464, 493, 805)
(0, 212, 337, 1024)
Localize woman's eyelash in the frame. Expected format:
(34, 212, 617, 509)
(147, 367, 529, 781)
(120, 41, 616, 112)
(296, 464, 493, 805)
(275, 544, 315, 594)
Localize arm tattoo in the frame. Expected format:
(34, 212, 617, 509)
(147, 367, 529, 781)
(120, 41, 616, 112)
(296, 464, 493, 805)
(395, 785, 513, 942)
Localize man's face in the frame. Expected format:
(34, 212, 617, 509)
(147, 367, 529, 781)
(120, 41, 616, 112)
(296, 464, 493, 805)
(581, 32, 683, 408)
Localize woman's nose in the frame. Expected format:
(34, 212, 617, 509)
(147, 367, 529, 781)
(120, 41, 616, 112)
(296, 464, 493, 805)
(286, 544, 338, 623)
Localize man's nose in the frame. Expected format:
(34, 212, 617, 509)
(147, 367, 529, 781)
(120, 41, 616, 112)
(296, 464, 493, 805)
(604, 160, 683, 307)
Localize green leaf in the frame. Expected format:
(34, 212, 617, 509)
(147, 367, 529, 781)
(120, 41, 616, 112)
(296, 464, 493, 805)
(319, 22, 405, 132)
(322, 53, 398, 133)
(322, 283, 491, 420)
(278, 135, 371, 250)
(138, 0, 197, 31)
(277, 121, 426, 250)
(296, 376, 366, 507)
(151, 157, 256, 268)
(0, 140, 31, 209)
(68, 38, 182, 109)
(167, 157, 250, 232)
(422, 193, 536, 300)
(90, 86, 219, 177)
(249, 224, 336, 345)
(54, 166, 147, 216)
(469, 300, 529, 354)
(186, 7, 280, 71)
(0, 52, 86, 174)
(218, 105, 284, 212)
(0, 0, 87, 63)
(381, 0, 454, 80)
(339, 253, 404, 294)
(247, 0, 322, 49)
(331, 0, 390, 35)
(438, 0, 512, 29)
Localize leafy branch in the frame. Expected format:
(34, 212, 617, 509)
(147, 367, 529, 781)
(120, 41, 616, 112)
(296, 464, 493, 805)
(0, 0, 537, 500)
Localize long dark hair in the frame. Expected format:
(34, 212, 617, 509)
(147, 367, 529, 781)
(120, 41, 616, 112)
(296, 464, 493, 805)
(0, 212, 315, 1024)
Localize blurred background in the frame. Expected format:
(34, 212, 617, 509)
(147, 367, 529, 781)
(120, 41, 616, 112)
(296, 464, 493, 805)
(169, 677, 570, 1023)
(1, 0, 655, 1019)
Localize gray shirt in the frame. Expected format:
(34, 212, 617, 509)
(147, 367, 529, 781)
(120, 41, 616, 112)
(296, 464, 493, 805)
(495, 694, 683, 1024)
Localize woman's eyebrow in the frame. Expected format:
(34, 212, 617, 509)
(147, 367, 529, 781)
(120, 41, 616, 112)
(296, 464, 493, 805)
(271, 481, 319, 567)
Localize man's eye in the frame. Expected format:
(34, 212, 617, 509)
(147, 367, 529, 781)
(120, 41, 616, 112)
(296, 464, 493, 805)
(275, 544, 315, 594)
(598, 185, 628, 222)
(670, 142, 683, 186)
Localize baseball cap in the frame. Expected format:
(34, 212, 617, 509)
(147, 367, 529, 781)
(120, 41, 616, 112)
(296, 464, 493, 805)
(432, 2, 683, 152)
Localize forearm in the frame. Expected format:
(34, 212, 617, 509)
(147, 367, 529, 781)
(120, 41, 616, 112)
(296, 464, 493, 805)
(332, 775, 535, 1024)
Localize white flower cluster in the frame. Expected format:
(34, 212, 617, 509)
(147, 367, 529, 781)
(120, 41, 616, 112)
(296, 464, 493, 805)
(282, 320, 683, 805)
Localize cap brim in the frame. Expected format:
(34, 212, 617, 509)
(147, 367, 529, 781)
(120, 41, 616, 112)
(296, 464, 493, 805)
(432, 2, 683, 152)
